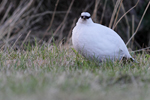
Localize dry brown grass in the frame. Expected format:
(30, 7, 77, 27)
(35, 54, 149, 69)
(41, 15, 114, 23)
(0, 0, 150, 51)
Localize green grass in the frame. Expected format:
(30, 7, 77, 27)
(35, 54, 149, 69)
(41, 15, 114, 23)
(0, 44, 150, 100)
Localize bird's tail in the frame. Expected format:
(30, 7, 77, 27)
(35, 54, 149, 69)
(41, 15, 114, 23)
(130, 57, 139, 63)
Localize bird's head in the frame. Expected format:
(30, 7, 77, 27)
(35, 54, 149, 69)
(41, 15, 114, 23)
(81, 12, 91, 20)
(77, 12, 93, 24)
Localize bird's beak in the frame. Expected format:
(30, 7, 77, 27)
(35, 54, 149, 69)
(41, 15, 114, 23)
(81, 16, 87, 20)
(82, 16, 86, 20)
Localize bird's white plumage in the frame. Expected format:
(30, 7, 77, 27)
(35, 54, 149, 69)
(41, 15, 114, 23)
(72, 12, 134, 62)
(81, 12, 90, 17)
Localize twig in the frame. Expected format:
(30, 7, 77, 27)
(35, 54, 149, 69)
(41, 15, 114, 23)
(59, 0, 75, 40)
(65, 18, 77, 45)
(112, 0, 123, 28)
(121, 4, 130, 28)
(21, 30, 31, 48)
(109, 0, 121, 28)
(40, 0, 60, 44)
(100, 0, 107, 24)
(0, 0, 34, 39)
(48, 22, 63, 44)
(34, 0, 43, 13)
(48, 0, 75, 43)
(22, 8, 34, 18)
(5, 25, 13, 49)
(112, 0, 139, 29)
(83, 1, 94, 11)
(46, 0, 60, 32)
(132, 47, 150, 53)
(10, 34, 22, 50)
(0, 0, 8, 13)
(0, 3, 12, 24)
(12, 0, 34, 25)
(67, 18, 77, 39)
(134, 40, 142, 49)
(131, 15, 135, 48)
(126, 1, 150, 46)
(92, 0, 101, 22)
(119, 4, 130, 41)
(30, 11, 68, 19)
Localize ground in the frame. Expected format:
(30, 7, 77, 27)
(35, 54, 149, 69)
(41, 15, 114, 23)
(0, 44, 150, 100)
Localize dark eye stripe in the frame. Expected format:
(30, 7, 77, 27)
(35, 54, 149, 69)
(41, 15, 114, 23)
(81, 16, 91, 19)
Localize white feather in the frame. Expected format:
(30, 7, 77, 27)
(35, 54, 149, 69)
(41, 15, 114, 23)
(72, 12, 134, 62)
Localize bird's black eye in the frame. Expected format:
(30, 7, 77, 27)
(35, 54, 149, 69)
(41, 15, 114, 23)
(85, 16, 91, 19)
(81, 16, 91, 19)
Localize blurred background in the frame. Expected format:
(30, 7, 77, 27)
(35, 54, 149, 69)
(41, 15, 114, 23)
(0, 0, 150, 51)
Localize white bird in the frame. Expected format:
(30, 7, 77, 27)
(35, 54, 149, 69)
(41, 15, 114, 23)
(72, 12, 135, 62)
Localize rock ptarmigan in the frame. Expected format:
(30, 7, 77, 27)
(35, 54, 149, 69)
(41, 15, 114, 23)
(72, 12, 135, 62)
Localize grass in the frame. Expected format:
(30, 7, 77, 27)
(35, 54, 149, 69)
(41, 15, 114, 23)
(0, 44, 150, 100)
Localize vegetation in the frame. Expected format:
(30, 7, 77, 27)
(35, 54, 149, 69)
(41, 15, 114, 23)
(0, 0, 150, 99)
(0, 0, 150, 50)
(0, 44, 150, 100)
